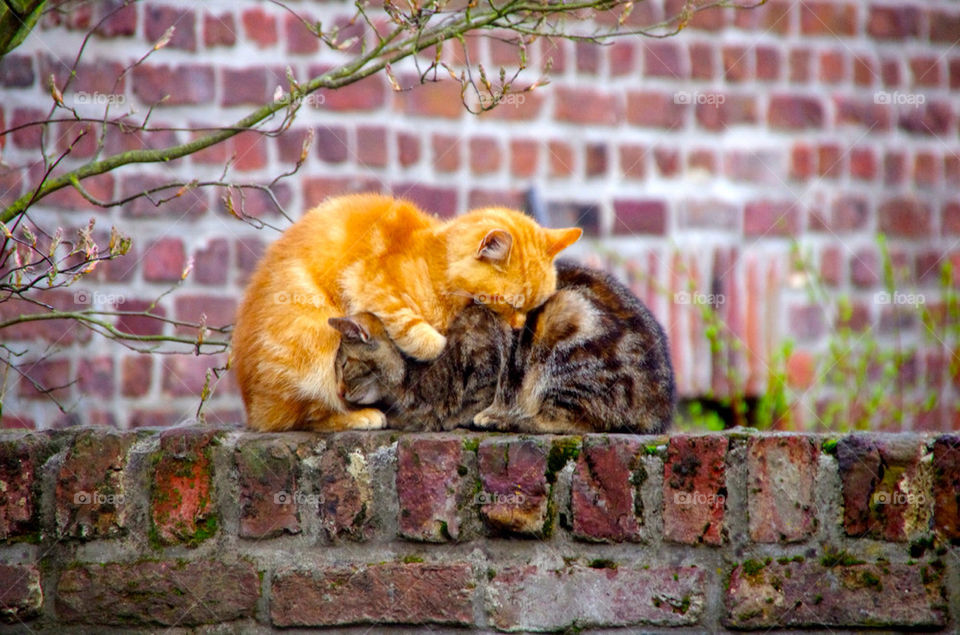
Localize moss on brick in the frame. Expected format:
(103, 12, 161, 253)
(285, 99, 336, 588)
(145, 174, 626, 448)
(546, 437, 581, 482)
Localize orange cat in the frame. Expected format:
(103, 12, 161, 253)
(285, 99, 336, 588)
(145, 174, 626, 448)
(232, 193, 582, 431)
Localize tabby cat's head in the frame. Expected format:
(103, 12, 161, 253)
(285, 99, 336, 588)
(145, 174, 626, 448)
(445, 207, 582, 328)
(328, 313, 405, 406)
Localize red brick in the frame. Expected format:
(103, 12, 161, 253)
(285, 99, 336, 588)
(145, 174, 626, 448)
(145, 6, 196, 51)
(613, 200, 667, 235)
(837, 436, 929, 541)
(688, 42, 714, 80)
(432, 134, 460, 172)
(120, 174, 207, 218)
(314, 126, 348, 164)
(931, 11, 960, 43)
(230, 130, 268, 171)
(478, 439, 548, 536)
(10, 108, 44, 148)
(626, 91, 685, 129)
(151, 428, 220, 545)
(0, 564, 41, 622)
(663, 435, 727, 545)
(357, 126, 387, 167)
(914, 152, 939, 188)
(396, 437, 464, 541)
(619, 144, 646, 180)
(174, 295, 236, 332)
(194, 238, 229, 285)
(768, 95, 824, 129)
(242, 7, 277, 47)
(285, 13, 319, 54)
(790, 143, 815, 180)
(315, 437, 381, 541)
(18, 358, 71, 399)
(510, 139, 538, 178)
(396, 78, 460, 118)
(899, 101, 952, 136)
(204, 13, 236, 47)
(113, 299, 167, 338)
(654, 147, 680, 177)
(696, 95, 756, 131)
(488, 565, 705, 630)
(133, 64, 214, 105)
(881, 57, 901, 86)
(688, 149, 717, 175)
(609, 41, 635, 76)
(548, 140, 575, 177)
(221, 67, 269, 106)
(788, 304, 826, 340)
(755, 46, 780, 81)
(643, 41, 685, 79)
(571, 437, 642, 542)
(477, 90, 545, 124)
(235, 438, 300, 538)
(744, 200, 800, 236)
(142, 238, 186, 283)
(468, 189, 524, 211)
(585, 143, 607, 177)
(747, 436, 818, 542)
(57, 560, 258, 626)
(910, 56, 941, 87)
(849, 147, 877, 181)
(93, 0, 137, 37)
(884, 151, 907, 185)
(397, 131, 420, 167)
(878, 197, 931, 238)
(76, 357, 114, 400)
(722, 45, 750, 82)
(55, 430, 135, 538)
(0, 53, 34, 87)
(853, 55, 875, 86)
(162, 354, 227, 398)
(321, 74, 386, 112)
(680, 199, 738, 229)
(272, 563, 474, 627)
(800, 2, 856, 36)
(393, 183, 456, 217)
(932, 436, 960, 540)
(44, 173, 116, 212)
(128, 409, 181, 428)
(819, 50, 846, 83)
(789, 48, 811, 83)
(945, 155, 960, 186)
(944, 202, 960, 235)
(868, 6, 921, 40)
(554, 87, 620, 125)
(725, 560, 945, 629)
(817, 143, 843, 178)
(469, 137, 500, 175)
(733, 0, 791, 34)
(832, 195, 869, 232)
(820, 247, 843, 286)
(575, 41, 600, 74)
(723, 150, 780, 185)
(121, 356, 151, 397)
(0, 437, 47, 539)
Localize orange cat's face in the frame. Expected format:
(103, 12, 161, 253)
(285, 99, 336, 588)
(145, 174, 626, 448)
(445, 208, 582, 328)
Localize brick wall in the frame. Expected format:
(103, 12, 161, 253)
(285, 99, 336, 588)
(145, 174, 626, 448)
(0, 427, 956, 630)
(1, 0, 960, 430)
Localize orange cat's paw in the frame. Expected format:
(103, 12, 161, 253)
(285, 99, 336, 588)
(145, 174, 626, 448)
(397, 323, 447, 361)
(328, 408, 387, 430)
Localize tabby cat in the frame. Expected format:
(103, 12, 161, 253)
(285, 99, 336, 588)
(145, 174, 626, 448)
(332, 260, 675, 433)
(231, 193, 581, 432)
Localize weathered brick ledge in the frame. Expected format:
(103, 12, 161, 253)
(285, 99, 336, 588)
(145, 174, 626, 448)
(0, 427, 956, 632)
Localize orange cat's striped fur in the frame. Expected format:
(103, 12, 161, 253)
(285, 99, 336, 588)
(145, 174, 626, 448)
(232, 193, 582, 431)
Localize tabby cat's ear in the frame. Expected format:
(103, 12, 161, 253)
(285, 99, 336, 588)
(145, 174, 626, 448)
(477, 229, 513, 264)
(328, 316, 370, 343)
(545, 227, 583, 257)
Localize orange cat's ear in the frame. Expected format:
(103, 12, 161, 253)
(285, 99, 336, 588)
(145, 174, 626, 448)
(328, 316, 370, 343)
(545, 227, 583, 257)
(477, 229, 513, 265)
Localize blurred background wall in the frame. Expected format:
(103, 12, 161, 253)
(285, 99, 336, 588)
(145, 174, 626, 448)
(1, 0, 958, 431)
